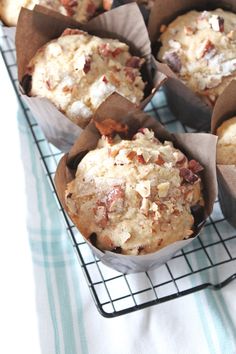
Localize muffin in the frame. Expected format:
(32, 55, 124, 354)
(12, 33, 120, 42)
(25, 28, 145, 128)
(65, 128, 204, 255)
(103, 0, 154, 11)
(0, 0, 102, 26)
(216, 117, 236, 164)
(158, 9, 236, 106)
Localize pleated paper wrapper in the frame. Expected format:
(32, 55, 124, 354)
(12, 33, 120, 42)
(16, 4, 166, 152)
(55, 93, 218, 273)
(211, 80, 236, 228)
(148, 0, 236, 131)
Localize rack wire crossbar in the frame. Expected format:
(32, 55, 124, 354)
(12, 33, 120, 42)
(1, 28, 236, 318)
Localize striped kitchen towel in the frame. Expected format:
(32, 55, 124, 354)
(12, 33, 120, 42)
(17, 94, 236, 354)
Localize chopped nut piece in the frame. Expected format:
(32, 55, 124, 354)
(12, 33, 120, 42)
(157, 182, 170, 198)
(155, 155, 165, 165)
(160, 24, 167, 33)
(227, 30, 236, 40)
(83, 57, 91, 74)
(109, 149, 119, 158)
(196, 40, 216, 60)
(93, 202, 108, 228)
(106, 186, 125, 212)
(163, 52, 182, 73)
(136, 181, 151, 198)
(127, 151, 137, 160)
(140, 198, 150, 215)
(209, 15, 224, 32)
(137, 154, 146, 164)
(184, 26, 196, 36)
(168, 39, 181, 50)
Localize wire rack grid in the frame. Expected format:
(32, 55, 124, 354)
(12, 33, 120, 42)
(1, 27, 236, 318)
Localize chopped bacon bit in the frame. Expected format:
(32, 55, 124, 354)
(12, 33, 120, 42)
(124, 67, 136, 82)
(61, 28, 83, 36)
(137, 155, 146, 164)
(155, 155, 165, 165)
(164, 52, 182, 73)
(102, 75, 108, 84)
(83, 57, 91, 74)
(180, 168, 199, 184)
(126, 56, 142, 68)
(188, 159, 204, 174)
(112, 48, 123, 57)
(106, 186, 125, 212)
(86, 1, 96, 15)
(94, 119, 128, 137)
(93, 202, 108, 228)
(200, 40, 215, 59)
(127, 151, 137, 160)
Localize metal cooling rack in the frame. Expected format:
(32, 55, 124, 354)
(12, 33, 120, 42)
(1, 28, 236, 318)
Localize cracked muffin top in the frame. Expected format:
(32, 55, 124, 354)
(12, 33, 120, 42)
(65, 128, 204, 255)
(158, 9, 236, 106)
(0, 0, 102, 26)
(26, 29, 145, 127)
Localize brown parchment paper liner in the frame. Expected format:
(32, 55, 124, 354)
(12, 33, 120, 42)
(15, 4, 165, 152)
(211, 80, 236, 228)
(148, 0, 236, 131)
(55, 93, 217, 273)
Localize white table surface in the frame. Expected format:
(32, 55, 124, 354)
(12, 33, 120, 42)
(0, 54, 41, 354)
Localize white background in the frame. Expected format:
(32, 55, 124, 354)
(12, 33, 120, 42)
(0, 55, 41, 354)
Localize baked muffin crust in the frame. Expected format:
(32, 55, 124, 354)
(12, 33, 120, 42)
(65, 128, 204, 255)
(217, 116, 236, 164)
(26, 29, 145, 127)
(0, 0, 102, 26)
(158, 9, 236, 105)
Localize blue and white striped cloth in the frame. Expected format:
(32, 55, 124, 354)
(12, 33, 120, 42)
(17, 102, 236, 354)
